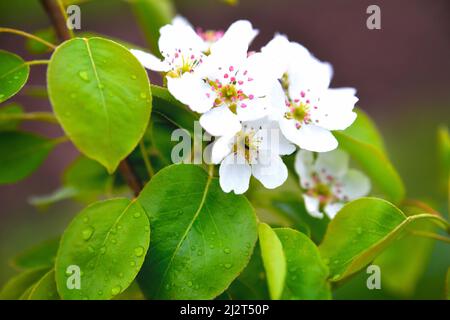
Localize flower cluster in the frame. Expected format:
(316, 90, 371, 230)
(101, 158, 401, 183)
(132, 17, 363, 218)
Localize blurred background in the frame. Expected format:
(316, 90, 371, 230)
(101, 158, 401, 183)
(0, 0, 449, 299)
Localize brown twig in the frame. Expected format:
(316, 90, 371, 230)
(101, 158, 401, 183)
(41, 0, 143, 197)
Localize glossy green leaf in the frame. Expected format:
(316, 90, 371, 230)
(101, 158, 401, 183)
(0, 103, 23, 131)
(28, 269, 60, 300)
(25, 28, 56, 54)
(374, 203, 436, 297)
(11, 238, 60, 270)
(47, 37, 152, 173)
(0, 131, 58, 184)
(437, 126, 450, 196)
(55, 198, 150, 300)
(319, 197, 446, 281)
(129, 0, 175, 54)
(0, 267, 48, 300)
(258, 223, 286, 300)
(137, 164, 258, 299)
(224, 245, 269, 300)
(0, 50, 29, 103)
(275, 228, 331, 299)
(335, 130, 405, 204)
(446, 268, 450, 300)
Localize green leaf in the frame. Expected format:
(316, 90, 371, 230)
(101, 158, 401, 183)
(47, 37, 152, 173)
(335, 126, 405, 203)
(11, 238, 60, 270)
(137, 164, 258, 299)
(0, 131, 58, 184)
(55, 198, 150, 300)
(28, 269, 60, 300)
(275, 228, 331, 299)
(374, 203, 436, 297)
(0, 50, 30, 103)
(258, 223, 286, 300)
(437, 126, 450, 196)
(0, 103, 23, 131)
(446, 268, 450, 300)
(129, 0, 175, 54)
(224, 245, 269, 300)
(25, 28, 56, 54)
(0, 267, 49, 300)
(319, 197, 446, 281)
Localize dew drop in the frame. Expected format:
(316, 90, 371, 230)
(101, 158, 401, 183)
(187, 281, 193, 287)
(82, 226, 94, 240)
(78, 70, 90, 81)
(134, 246, 144, 257)
(111, 238, 117, 244)
(224, 263, 232, 269)
(118, 272, 124, 278)
(99, 246, 106, 255)
(131, 75, 137, 80)
(97, 290, 103, 296)
(144, 225, 150, 232)
(82, 216, 89, 223)
(140, 92, 147, 99)
(133, 211, 142, 218)
(223, 248, 231, 254)
(111, 286, 121, 296)
(130, 261, 136, 267)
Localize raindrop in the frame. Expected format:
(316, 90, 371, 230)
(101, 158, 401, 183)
(97, 290, 103, 296)
(134, 246, 144, 257)
(99, 246, 106, 255)
(130, 261, 136, 267)
(78, 70, 90, 81)
(131, 75, 137, 80)
(187, 281, 193, 287)
(111, 238, 117, 244)
(140, 92, 147, 99)
(224, 263, 232, 269)
(82, 226, 94, 240)
(111, 286, 121, 296)
(82, 216, 89, 223)
(223, 248, 231, 254)
(133, 211, 142, 218)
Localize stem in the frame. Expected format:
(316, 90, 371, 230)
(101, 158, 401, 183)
(0, 27, 56, 49)
(408, 230, 450, 244)
(41, 0, 144, 195)
(53, 136, 69, 144)
(403, 199, 443, 218)
(408, 213, 450, 234)
(139, 139, 154, 180)
(0, 112, 58, 124)
(118, 160, 142, 197)
(40, 0, 73, 41)
(26, 60, 50, 67)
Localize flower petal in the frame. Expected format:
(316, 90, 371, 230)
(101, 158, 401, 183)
(159, 23, 207, 54)
(167, 74, 216, 113)
(236, 97, 270, 122)
(313, 88, 358, 130)
(337, 169, 371, 201)
(199, 105, 241, 136)
(314, 149, 349, 180)
(280, 121, 338, 152)
(219, 153, 252, 194)
(324, 202, 344, 219)
(252, 153, 288, 189)
(211, 20, 258, 56)
(211, 136, 233, 164)
(303, 194, 323, 218)
(130, 49, 170, 72)
(294, 149, 315, 189)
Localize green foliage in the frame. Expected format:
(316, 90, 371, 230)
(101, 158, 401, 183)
(129, 0, 175, 54)
(335, 110, 405, 204)
(319, 198, 446, 282)
(0, 103, 23, 131)
(47, 37, 152, 173)
(437, 126, 450, 197)
(11, 238, 60, 270)
(0, 267, 49, 300)
(0, 131, 58, 184)
(28, 269, 59, 300)
(0, 50, 29, 103)
(55, 198, 150, 300)
(137, 164, 258, 299)
(25, 28, 56, 54)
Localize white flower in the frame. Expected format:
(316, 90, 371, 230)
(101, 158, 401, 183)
(263, 35, 359, 152)
(295, 149, 371, 219)
(211, 118, 295, 194)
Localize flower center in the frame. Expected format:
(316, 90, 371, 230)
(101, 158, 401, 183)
(164, 49, 202, 78)
(232, 130, 259, 163)
(285, 102, 311, 126)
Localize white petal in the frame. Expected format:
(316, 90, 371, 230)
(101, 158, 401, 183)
(314, 149, 349, 180)
(211, 136, 233, 164)
(130, 49, 170, 72)
(313, 88, 358, 130)
(236, 97, 270, 122)
(159, 23, 206, 54)
(252, 153, 288, 189)
(303, 194, 323, 218)
(294, 149, 315, 189)
(219, 153, 252, 194)
(280, 121, 338, 152)
(199, 106, 241, 137)
(324, 202, 344, 219)
(288, 56, 333, 98)
(211, 20, 258, 55)
(337, 169, 371, 200)
(240, 53, 276, 96)
(261, 34, 291, 78)
(268, 81, 287, 121)
(167, 74, 216, 113)
(172, 15, 194, 29)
